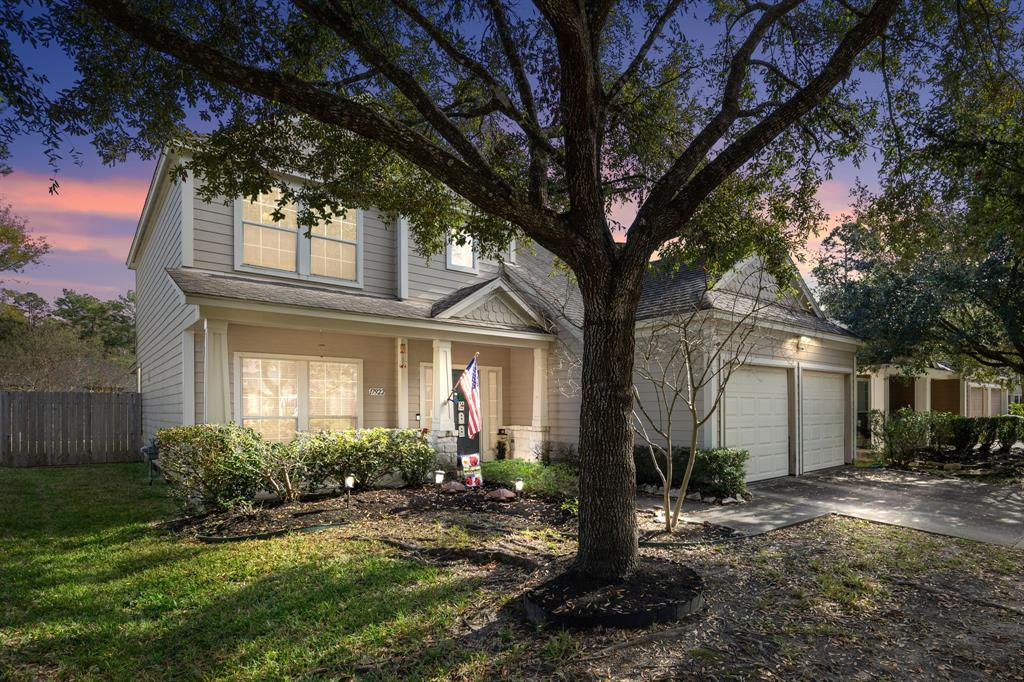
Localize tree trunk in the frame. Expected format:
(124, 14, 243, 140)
(573, 288, 642, 580)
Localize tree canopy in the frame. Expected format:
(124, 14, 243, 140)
(4, 0, 1022, 578)
(0, 199, 48, 275)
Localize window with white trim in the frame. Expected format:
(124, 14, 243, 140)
(310, 212, 358, 281)
(446, 237, 477, 272)
(239, 354, 361, 442)
(237, 191, 362, 286)
(241, 189, 298, 271)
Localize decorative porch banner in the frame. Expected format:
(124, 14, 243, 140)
(460, 454, 483, 488)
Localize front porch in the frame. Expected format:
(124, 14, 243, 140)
(184, 305, 552, 462)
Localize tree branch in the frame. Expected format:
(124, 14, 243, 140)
(605, 0, 686, 104)
(79, 0, 570, 249)
(636, 0, 899, 252)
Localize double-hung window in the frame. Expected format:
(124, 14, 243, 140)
(237, 190, 362, 286)
(241, 189, 299, 272)
(310, 212, 358, 281)
(238, 354, 362, 442)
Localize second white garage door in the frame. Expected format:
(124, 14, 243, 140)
(801, 371, 846, 472)
(724, 366, 790, 482)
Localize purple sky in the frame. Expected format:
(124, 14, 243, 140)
(1, 16, 873, 302)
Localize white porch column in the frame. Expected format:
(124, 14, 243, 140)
(432, 340, 454, 432)
(532, 346, 548, 428)
(960, 379, 970, 416)
(204, 319, 231, 424)
(396, 337, 409, 428)
(985, 387, 993, 416)
(914, 377, 930, 413)
(182, 330, 195, 425)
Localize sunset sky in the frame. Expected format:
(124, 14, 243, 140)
(1, 21, 870, 303)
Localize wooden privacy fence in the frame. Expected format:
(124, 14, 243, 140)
(0, 392, 142, 467)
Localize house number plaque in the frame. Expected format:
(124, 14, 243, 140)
(367, 387, 385, 396)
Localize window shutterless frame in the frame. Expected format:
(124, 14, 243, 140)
(234, 196, 364, 289)
(233, 352, 364, 436)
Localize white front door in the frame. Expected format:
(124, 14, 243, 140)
(802, 371, 847, 472)
(724, 366, 790, 482)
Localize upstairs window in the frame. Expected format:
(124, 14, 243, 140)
(241, 189, 298, 272)
(235, 190, 363, 287)
(311, 212, 358, 282)
(447, 236, 477, 273)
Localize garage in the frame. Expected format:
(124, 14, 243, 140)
(968, 387, 985, 417)
(724, 366, 790, 482)
(801, 371, 847, 472)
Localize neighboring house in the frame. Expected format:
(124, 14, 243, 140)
(130, 151, 859, 483)
(855, 364, 1011, 449)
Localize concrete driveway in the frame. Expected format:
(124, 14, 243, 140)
(680, 467, 1024, 548)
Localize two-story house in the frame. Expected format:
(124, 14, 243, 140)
(130, 151, 861, 482)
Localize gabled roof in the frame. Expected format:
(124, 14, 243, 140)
(508, 248, 854, 339)
(431, 278, 548, 328)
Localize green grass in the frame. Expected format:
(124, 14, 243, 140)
(0, 465, 500, 680)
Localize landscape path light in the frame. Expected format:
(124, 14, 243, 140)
(345, 474, 355, 506)
(434, 470, 445, 486)
(514, 478, 524, 493)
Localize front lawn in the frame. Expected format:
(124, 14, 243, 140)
(2, 465, 1022, 680)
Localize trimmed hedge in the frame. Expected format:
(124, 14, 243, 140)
(634, 446, 749, 499)
(155, 424, 439, 511)
(875, 410, 1024, 465)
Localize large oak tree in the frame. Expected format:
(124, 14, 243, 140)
(2, 0, 1017, 579)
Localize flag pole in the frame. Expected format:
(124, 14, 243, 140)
(444, 352, 480, 403)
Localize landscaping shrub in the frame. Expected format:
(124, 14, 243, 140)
(995, 416, 1024, 453)
(480, 460, 578, 499)
(260, 440, 307, 503)
(294, 428, 438, 488)
(690, 448, 749, 499)
(945, 416, 982, 459)
(977, 417, 1001, 453)
(392, 430, 438, 485)
(1010, 403, 1024, 418)
(633, 446, 748, 499)
(877, 408, 931, 466)
(633, 444, 687, 488)
(155, 423, 268, 510)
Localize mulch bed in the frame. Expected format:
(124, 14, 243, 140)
(522, 556, 705, 629)
(171, 486, 574, 540)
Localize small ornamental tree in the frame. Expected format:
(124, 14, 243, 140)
(633, 261, 793, 532)
(2, 0, 1020, 579)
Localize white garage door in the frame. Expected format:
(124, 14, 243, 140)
(968, 387, 985, 417)
(724, 367, 790, 482)
(802, 371, 846, 472)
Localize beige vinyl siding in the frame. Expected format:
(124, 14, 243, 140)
(406, 242, 501, 303)
(194, 332, 205, 423)
(508, 348, 533, 424)
(361, 210, 397, 297)
(193, 195, 234, 271)
(135, 176, 193, 439)
(226, 324, 395, 427)
(546, 331, 583, 448)
(191, 192, 398, 298)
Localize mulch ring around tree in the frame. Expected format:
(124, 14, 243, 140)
(522, 556, 705, 629)
(168, 486, 574, 541)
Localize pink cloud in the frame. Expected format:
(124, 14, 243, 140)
(0, 170, 148, 219)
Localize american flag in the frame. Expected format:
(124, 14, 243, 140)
(455, 356, 481, 440)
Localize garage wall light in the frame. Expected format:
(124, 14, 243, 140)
(796, 335, 812, 351)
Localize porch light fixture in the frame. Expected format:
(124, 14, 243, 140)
(797, 335, 812, 351)
(514, 478, 524, 493)
(434, 470, 445, 485)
